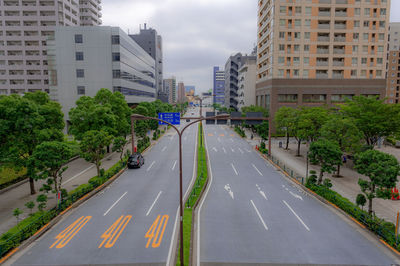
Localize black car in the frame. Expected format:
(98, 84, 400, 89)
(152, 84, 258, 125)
(127, 153, 145, 169)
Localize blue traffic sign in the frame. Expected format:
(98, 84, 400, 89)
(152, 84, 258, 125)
(158, 112, 180, 125)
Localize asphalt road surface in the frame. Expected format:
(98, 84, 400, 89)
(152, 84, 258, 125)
(198, 124, 399, 266)
(8, 109, 199, 266)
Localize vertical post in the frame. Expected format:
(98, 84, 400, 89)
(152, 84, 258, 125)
(306, 151, 309, 179)
(268, 118, 271, 157)
(178, 132, 184, 266)
(396, 212, 399, 246)
(131, 116, 135, 153)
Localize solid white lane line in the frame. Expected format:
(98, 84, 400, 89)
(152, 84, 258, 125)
(103, 192, 127, 216)
(283, 200, 310, 231)
(250, 200, 268, 231)
(252, 164, 263, 176)
(146, 191, 162, 216)
(162, 146, 167, 152)
(147, 161, 155, 171)
(62, 153, 114, 185)
(231, 163, 238, 175)
(172, 160, 177, 170)
(238, 148, 244, 154)
(222, 147, 227, 154)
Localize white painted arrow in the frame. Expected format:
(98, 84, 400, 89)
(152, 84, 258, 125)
(238, 148, 244, 154)
(290, 191, 303, 201)
(213, 147, 218, 152)
(224, 184, 234, 199)
(222, 147, 227, 154)
(256, 184, 268, 200)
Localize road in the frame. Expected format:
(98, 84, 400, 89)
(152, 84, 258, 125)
(7, 109, 199, 266)
(197, 124, 399, 265)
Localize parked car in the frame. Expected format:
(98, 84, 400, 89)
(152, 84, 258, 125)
(127, 153, 144, 169)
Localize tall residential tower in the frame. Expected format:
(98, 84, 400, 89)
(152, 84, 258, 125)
(0, 0, 102, 95)
(387, 22, 400, 104)
(256, 0, 390, 117)
(213, 66, 225, 106)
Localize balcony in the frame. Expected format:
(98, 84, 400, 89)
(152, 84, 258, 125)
(335, 11, 347, 17)
(333, 60, 344, 66)
(318, 36, 330, 42)
(334, 24, 346, 29)
(319, 0, 331, 3)
(317, 49, 329, 54)
(318, 24, 330, 29)
(319, 11, 331, 16)
(316, 73, 329, 78)
(333, 48, 345, 54)
(332, 73, 344, 78)
(317, 61, 329, 66)
(334, 37, 346, 42)
(336, 0, 347, 3)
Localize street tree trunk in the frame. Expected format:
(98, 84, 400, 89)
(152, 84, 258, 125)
(29, 177, 36, 195)
(318, 170, 324, 185)
(296, 139, 301, 157)
(335, 163, 341, 177)
(368, 198, 373, 215)
(285, 131, 289, 150)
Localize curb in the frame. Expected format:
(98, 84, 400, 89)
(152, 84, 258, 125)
(256, 149, 400, 260)
(0, 156, 80, 195)
(0, 135, 160, 264)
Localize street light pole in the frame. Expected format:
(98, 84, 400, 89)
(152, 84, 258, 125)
(131, 116, 135, 153)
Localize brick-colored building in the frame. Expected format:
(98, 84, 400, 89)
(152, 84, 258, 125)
(387, 22, 400, 104)
(256, 0, 390, 118)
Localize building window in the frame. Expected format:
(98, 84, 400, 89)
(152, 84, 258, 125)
(304, 32, 310, 39)
(378, 46, 383, 52)
(305, 19, 311, 27)
(305, 7, 311, 15)
(278, 94, 298, 103)
(352, 45, 358, 52)
(279, 44, 285, 51)
(354, 21, 360, 27)
(351, 70, 357, 77)
(278, 56, 284, 64)
(362, 45, 368, 53)
(379, 33, 385, 40)
(77, 86, 85, 95)
(112, 52, 120, 61)
(112, 69, 120, 78)
(379, 21, 385, 28)
(295, 19, 301, 27)
(303, 94, 326, 103)
(293, 57, 300, 64)
(304, 45, 309, 52)
(363, 21, 369, 28)
(279, 19, 285, 26)
(75, 52, 84, 61)
(278, 69, 284, 77)
(304, 57, 309, 65)
(352, 57, 357, 65)
(294, 45, 300, 52)
(293, 69, 299, 77)
(363, 33, 368, 41)
(111, 35, 120, 44)
(75, 34, 83, 43)
(364, 8, 370, 16)
(303, 69, 309, 78)
(294, 32, 300, 39)
(295, 7, 301, 14)
(280, 6, 286, 13)
(76, 69, 84, 78)
(353, 33, 359, 40)
(361, 70, 366, 77)
(361, 58, 367, 64)
(376, 70, 382, 77)
(355, 8, 360, 15)
(279, 32, 285, 39)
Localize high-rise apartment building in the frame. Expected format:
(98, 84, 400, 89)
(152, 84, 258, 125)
(225, 53, 255, 110)
(237, 56, 257, 111)
(47, 26, 156, 128)
(130, 24, 163, 98)
(177, 82, 186, 103)
(256, 0, 389, 118)
(213, 66, 225, 106)
(387, 22, 400, 104)
(0, 0, 102, 95)
(163, 77, 177, 104)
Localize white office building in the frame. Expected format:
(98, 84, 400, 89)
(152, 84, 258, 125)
(47, 26, 156, 127)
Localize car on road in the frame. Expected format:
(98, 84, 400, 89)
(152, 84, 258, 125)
(127, 153, 144, 169)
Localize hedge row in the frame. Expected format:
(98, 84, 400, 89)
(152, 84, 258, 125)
(0, 157, 128, 258)
(234, 126, 246, 138)
(306, 183, 398, 249)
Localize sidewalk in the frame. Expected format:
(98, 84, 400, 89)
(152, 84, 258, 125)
(0, 128, 169, 235)
(241, 127, 400, 224)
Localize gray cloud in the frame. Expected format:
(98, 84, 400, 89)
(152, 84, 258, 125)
(102, 0, 257, 93)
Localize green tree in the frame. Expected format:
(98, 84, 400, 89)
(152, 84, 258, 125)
(275, 106, 297, 150)
(0, 93, 64, 194)
(356, 194, 366, 210)
(132, 105, 150, 138)
(36, 194, 48, 212)
(112, 137, 128, 161)
(94, 89, 132, 137)
(355, 150, 400, 215)
(341, 96, 400, 146)
(69, 96, 117, 140)
(320, 115, 362, 176)
(309, 139, 342, 185)
(30, 141, 73, 198)
(25, 201, 35, 216)
(80, 130, 113, 176)
(13, 208, 23, 225)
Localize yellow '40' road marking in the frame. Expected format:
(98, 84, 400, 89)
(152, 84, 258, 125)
(99, 215, 132, 248)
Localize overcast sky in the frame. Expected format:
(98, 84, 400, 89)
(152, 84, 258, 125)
(102, 0, 400, 94)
